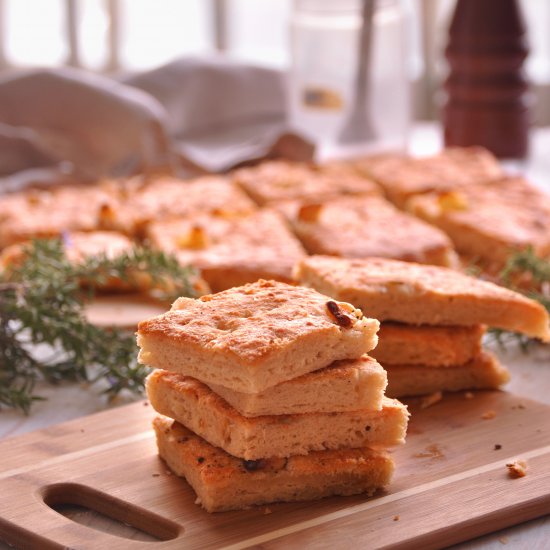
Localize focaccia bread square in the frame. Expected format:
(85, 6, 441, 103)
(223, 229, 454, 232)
(384, 351, 510, 397)
(153, 415, 395, 512)
(276, 195, 458, 267)
(1, 230, 133, 266)
(100, 175, 258, 236)
(146, 209, 306, 292)
(408, 177, 550, 269)
(147, 370, 408, 459)
(0, 231, 210, 295)
(0, 230, 135, 292)
(0, 183, 119, 248)
(372, 323, 485, 367)
(295, 256, 550, 341)
(207, 355, 387, 417)
(355, 147, 503, 208)
(232, 160, 380, 205)
(138, 280, 380, 393)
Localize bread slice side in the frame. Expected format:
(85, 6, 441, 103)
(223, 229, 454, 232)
(384, 351, 510, 398)
(146, 370, 409, 460)
(207, 355, 387, 417)
(153, 415, 395, 512)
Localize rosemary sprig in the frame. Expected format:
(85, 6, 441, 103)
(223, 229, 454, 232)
(488, 247, 550, 349)
(500, 247, 550, 286)
(0, 239, 198, 414)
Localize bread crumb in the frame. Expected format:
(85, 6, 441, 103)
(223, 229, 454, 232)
(420, 391, 443, 409)
(263, 507, 272, 515)
(143, 401, 149, 407)
(494, 444, 502, 451)
(413, 444, 445, 460)
(506, 459, 527, 478)
(152, 473, 160, 477)
(464, 391, 474, 400)
(481, 410, 496, 420)
(393, 515, 400, 521)
(498, 536, 509, 544)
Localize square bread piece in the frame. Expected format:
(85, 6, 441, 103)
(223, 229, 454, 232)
(371, 323, 485, 367)
(138, 279, 379, 393)
(101, 175, 257, 236)
(295, 256, 550, 341)
(276, 195, 458, 267)
(146, 209, 306, 292)
(384, 351, 510, 398)
(146, 370, 408, 459)
(0, 183, 119, 248)
(232, 160, 380, 205)
(153, 415, 395, 512)
(355, 147, 503, 208)
(0, 231, 209, 296)
(408, 177, 550, 269)
(208, 355, 387, 417)
(0, 230, 137, 292)
(1, 230, 133, 267)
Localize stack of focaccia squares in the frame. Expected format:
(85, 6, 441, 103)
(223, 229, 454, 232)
(137, 279, 409, 512)
(295, 256, 550, 398)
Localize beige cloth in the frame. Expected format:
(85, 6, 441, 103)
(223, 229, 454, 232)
(0, 68, 171, 190)
(122, 56, 313, 172)
(0, 56, 313, 192)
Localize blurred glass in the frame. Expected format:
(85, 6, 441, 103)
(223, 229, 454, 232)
(288, 0, 413, 152)
(226, 0, 291, 69)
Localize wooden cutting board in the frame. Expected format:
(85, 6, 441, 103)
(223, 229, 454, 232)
(1, 391, 549, 550)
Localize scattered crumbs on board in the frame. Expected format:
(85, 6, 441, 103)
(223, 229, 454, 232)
(481, 410, 497, 420)
(413, 444, 445, 460)
(420, 391, 443, 409)
(393, 515, 400, 522)
(506, 460, 527, 478)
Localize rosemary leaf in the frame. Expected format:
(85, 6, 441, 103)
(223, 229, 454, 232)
(0, 238, 197, 414)
(488, 247, 550, 350)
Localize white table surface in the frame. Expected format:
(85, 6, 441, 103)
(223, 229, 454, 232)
(1, 124, 550, 549)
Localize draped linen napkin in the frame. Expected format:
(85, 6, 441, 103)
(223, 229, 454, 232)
(0, 56, 313, 192)
(122, 56, 313, 173)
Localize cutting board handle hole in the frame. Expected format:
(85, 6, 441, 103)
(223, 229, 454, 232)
(41, 482, 182, 542)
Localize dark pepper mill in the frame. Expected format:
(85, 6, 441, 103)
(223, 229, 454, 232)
(443, 0, 530, 159)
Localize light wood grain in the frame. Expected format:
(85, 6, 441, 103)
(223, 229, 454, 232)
(1, 391, 549, 549)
